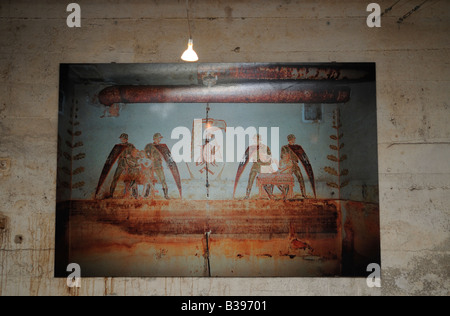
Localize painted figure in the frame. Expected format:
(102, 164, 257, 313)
(145, 133, 169, 199)
(262, 154, 294, 201)
(246, 134, 273, 199)
(108, 133, 136, 198)
(281, 134, 307, 198)
(233, 134, 273, 200)
(122, 148, 141, 199)
(280, 134, 317, 199)
(144, 133, 183, 200)
(137, 151, 156, 199)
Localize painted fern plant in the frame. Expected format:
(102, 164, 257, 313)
(325, 108, 349, 200)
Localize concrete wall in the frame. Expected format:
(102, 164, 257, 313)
(0, 0, 448, 295)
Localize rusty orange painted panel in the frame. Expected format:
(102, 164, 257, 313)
(57, 199, 348, 277)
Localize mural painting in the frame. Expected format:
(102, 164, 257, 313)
(55, 63, 380, 277)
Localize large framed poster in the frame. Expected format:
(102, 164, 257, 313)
(55, 63, 380, 277)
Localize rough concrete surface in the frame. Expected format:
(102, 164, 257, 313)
(0, 0, 449, 295)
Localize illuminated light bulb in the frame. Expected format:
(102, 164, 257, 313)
(181, 38, 199, 62)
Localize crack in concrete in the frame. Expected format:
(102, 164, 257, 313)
(387, 142, 450, 148)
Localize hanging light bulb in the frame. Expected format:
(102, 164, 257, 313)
(181, 38, 198, 62)
(181, 0, 199, 62)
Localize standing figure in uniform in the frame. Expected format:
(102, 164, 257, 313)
(145, 133, 170, 200)
(110, 133, 136, 198)
(123, 148, 141, 199)
(245, 134, 272, 200)
(137, 150, 156, 199)
(281, 134, 307, 198)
